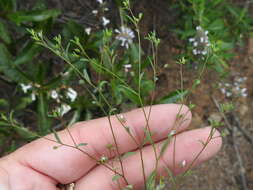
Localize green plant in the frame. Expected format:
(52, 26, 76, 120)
(0, 0, 63, 153)
(170, 0, 252, 75)
(1, 0, 251, 189)
(26, 1, 224, 189)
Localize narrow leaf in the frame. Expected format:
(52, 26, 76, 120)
(112, 174, 121, 181)
(159, 138, 170, 159)
(8, 9, 61, 25)
(118, 85, 140, 105)
(157, 90, 188, 104)
(0, 21, 11, 44)
(77, 143, 88, 147)
(83, 68, 91, 85)
(52, 129, 62, 144)
(121, 151, 136, 159)
(14, 43, 42, 65)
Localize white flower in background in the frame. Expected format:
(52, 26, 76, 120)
(85, 27, 91, 35)
(189, 38, 195, 42)
(115, 26, 135, 49)
(123, 64, 132, 72)
(102, 17, 110, 26)
(226, 92, 232, 97)
(51, 90, 59, 100)
(192, 49, 197, 55)
(202, 50, 207, 55)
(97, 0, 103, 4)
(66, 88, 78, 102)
(62, 71, 70, 77)
(181, 160, 187, 168)
(189, 25, 210, 57)
(219, 76, 248, 98)
(56, 104, 71, 117)
(196, 26, 202, 30)
(193, 41, 198, 47)
(31, 93, 36, 101)
(20, 83, 32, 93)
(92, 10, 98, 15)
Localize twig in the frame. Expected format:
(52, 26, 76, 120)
(232, 126, 248, 190)
(213, 96, 253, 146)
(211, 96, 233, 129)
(212, 96, 248, 190)
(77, 0, 93, 9)
(232, 113, 253, 146)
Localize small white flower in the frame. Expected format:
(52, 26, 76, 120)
(62, 71, 70, 76)
(241, 88, 247, 93)
(20, 83, 32, 93)
(92, 10, 98, 15)
(115, 26, 135, 49)
(96, 0, 103, 4)
(236, 77, 247, 83)
(200, 37, 204, 43)
(189, 38, 195, 42)
(31, 93, 36, 101)
(193, 42, 198, 47)
(226, 92, 232, 97)
(102, 17, 110, 26)
(85, 28, 91, 35)
(66, 88, 78, 102)
(221, 88, 226, 94)
(196, 26, 202, 30)
(118, 114, 126, 123)
(56, 104, 71, 117)
(225, 83, 230, 87)
(235, 86, 240, 91)
(104, 7, 109, 11)
(181, 160, 187, 168)
(124, 64, 132, 72)
(234, 82, 239, 86)
(51, 90, 59, 99)
(192, 49, 198, 55)
(205, 31, 209, 35)
(202, 50, 207, 55)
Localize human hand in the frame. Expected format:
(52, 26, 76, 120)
(0, 104, 222, 190)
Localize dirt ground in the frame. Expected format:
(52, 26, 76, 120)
(17, 0, 253, 189)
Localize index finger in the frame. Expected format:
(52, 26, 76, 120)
(12, 104, 192, 184)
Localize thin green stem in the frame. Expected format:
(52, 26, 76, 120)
(43, 136, 128, 184)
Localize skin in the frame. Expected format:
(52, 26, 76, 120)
(0, 104, 222, 190)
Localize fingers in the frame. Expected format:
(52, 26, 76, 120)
(75, 127, 222, 190)
(0, 157, 59, 190)
(12, 104, 191, 184)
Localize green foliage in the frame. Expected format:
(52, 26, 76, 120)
(157, 90, 188, 104)
(8, 9, 60, 25)
(170, 0, 252, 75)
(0, 0, 62, 152)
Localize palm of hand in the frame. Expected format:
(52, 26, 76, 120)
(0, 105, 222, 190)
